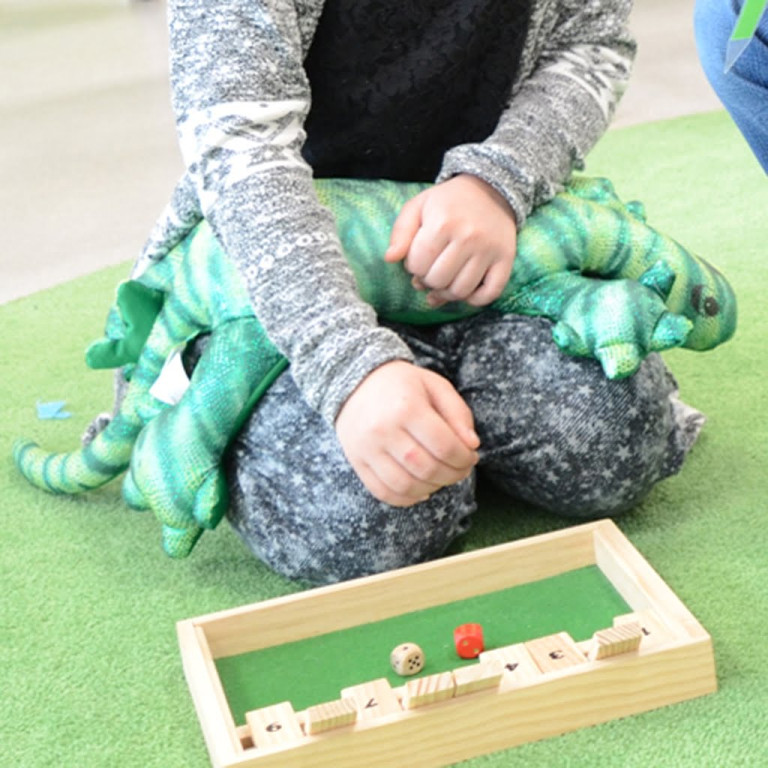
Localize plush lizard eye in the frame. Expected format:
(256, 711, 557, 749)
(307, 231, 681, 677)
(691, 284, 720, 317)
(703, 296, 720, 316)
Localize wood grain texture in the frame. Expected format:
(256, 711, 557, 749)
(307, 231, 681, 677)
(177, 521, 717, 768)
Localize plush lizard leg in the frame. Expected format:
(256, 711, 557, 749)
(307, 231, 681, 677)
(505, 265, 693, 379)
(122, 316, 286, 558)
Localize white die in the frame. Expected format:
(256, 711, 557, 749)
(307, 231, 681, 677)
(390, 643, 425, 676)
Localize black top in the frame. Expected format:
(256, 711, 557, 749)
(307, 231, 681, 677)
(302, 0, 532, 181)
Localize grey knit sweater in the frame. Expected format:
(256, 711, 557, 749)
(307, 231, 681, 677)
(138, 0, 636, 424)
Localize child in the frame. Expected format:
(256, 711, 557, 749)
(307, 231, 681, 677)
(148, 0, 703, 583)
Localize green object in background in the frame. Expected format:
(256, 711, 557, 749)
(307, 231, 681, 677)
(725, 0, 768, 71)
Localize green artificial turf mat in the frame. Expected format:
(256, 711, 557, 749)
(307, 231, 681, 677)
(2, 110, 766, 766)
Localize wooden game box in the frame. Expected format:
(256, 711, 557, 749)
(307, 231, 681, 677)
(177, 520, 716, 767)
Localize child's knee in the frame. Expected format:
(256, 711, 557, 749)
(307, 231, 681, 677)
(517, 433, 666, 520)
(482, 354, 702, 519)
(226, 474, 476, 585)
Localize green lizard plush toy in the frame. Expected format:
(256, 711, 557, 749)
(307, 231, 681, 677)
(13, 176, 737, 557)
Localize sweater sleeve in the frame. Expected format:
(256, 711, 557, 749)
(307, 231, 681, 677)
(167, 0, 414, 424)
(437, 0, 636, 226)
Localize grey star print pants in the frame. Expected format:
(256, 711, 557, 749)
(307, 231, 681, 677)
(224, 314, 703, 585)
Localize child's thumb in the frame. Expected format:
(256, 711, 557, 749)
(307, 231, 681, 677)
(385, 195, 423, 262)
(426, 373, 481, 451)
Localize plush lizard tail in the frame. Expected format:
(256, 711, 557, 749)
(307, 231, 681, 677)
(12, 411, 140, 494)
(12, 319, 169, 495)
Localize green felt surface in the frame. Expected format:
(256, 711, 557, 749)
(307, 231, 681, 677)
(218, 565, 630, 722)
(2, 111, 766, 767)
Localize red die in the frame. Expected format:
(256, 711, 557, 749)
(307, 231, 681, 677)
(454, 623, 484, 659)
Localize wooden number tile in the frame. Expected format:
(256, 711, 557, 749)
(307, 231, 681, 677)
(525, 632, 587, 674)
(614, 610, 672, 649)
(302, 698, 358, 735)
(341, 678, 403, 721)
(402, 672, 456, 710)
(452, 660, 504, 696)
(588, 622, 643, 661)
(245, 702, 305, 750)
(479, 643, 541, 689)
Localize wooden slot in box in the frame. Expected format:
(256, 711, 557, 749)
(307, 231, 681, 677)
(177, 519, 716, 767)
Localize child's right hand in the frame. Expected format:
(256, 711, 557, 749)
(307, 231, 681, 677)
(335, 360, 480, 506)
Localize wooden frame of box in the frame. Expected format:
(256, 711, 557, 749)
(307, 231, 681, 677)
(177, 519, 716, 767)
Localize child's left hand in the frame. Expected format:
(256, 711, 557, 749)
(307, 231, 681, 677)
(385, 174, 517, 308)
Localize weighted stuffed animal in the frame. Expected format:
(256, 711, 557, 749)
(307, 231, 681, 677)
(13, 176, 737, 557)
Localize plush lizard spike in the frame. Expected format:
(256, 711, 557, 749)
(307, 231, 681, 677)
(638, 260, 677, 301)
(85, 281, 165, 370)
(13, 176, 737, 557)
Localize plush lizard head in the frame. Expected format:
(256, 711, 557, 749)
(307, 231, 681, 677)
(682, 274, 738, 350)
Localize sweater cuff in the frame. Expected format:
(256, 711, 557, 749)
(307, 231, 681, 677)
(436, 148, 531, 228)
(292, 321, 416, 425)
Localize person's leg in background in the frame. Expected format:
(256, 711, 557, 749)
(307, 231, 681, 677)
(694, 0, 768, 172)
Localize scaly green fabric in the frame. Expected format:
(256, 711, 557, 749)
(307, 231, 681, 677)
(12, 176, 737, 557)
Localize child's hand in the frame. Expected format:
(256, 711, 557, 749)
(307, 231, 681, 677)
(385, 174, 517, 307)
(335, 360, 480, 507)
